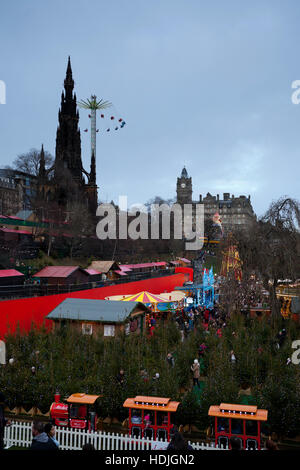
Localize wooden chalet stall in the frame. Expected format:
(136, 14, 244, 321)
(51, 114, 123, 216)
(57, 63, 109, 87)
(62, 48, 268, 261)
(83, 268, 102, 284)
(249, 306, 271, 319)
(177, 258, 191, 267)
(0, 227, 33, 243)
(32, 266, 90, 286)
(46, 298, 151, 337)
(119, 262, 168, 275)
(88, 261, 121, 281)
(0, 269, 25, 287)
(123, 396, 180, 441)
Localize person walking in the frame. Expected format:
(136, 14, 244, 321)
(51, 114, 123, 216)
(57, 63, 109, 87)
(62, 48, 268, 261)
(190, 359, 200, 388)
(230, 350, 237, 365)
(116, 369, 125, 386)
(166, 353, 175, 367)
(188, 311, 194, 331)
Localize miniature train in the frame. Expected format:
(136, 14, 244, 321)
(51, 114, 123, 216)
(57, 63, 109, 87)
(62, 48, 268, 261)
(208, 403, 268, 450)
(123, 395, 180, 441)
(50, 392, 102, 431)
(51, 392, 268, 449)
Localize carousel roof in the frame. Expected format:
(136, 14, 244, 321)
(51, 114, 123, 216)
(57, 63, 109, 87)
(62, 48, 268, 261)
(120, 291, 167, 303)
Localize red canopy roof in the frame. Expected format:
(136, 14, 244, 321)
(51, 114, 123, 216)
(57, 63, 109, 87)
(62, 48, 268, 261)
(6, 215, 23, 220)
(0, 228, 32, 235)
(84, 269, 102, 276)
(119, 262, 167, 270)
(33, 266, 79, 278)
(0, 269, 24, 278)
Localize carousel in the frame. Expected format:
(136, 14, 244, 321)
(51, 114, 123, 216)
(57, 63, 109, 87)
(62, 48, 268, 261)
(106, 290, 186, 334)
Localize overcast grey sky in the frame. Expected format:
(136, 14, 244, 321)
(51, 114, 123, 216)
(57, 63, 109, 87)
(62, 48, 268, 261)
(0, 0, 299, 216)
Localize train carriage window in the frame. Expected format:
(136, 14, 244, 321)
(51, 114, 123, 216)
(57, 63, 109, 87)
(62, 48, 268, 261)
(231, 419, 243, 435)
(144, 410, 155, 426)
(70, 405, 78, 419)
(246, 420, 258, 436)
(157, 412, 168, 426)
(131, 409, 142, 424)
(217, 417, 229, 433)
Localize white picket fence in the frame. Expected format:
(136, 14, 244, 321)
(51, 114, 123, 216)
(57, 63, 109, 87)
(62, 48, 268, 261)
(4, 420, 228, 450)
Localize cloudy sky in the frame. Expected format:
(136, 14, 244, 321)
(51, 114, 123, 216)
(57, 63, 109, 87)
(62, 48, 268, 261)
(0, 0, 299, 216)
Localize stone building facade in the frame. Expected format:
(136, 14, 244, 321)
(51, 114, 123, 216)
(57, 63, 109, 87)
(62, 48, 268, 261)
(0, 169, 36, 215)
(176, 167, 256, 234)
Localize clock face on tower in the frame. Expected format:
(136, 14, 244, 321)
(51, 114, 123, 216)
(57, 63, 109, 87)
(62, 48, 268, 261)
(181, 183, 186, 188)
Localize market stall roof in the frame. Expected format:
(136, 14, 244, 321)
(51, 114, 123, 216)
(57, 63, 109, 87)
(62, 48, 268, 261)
(177, 258, 191, 264)
(159, 291, 186, 301)
(0, 228, 32, 235)
(114, 270, 128, 276)
(105, 294, 131, 300)
(88, 261, 120, 273)
(46, 298, 151, 323)
(33, 266, 80, 278)
(119, 262, 167, 270)
(84, 268, 102, 276)
(0, 269, 24, 278)
(120, 291, 167, 303)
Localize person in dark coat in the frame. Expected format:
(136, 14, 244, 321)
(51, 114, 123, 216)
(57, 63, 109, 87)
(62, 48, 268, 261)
(116, 369, 125, 386)
(0, 393, 11, 450)
(44, 422, 60, 448)
(167, 431, 193, 451)
(166, 353, 175, 367)
(31, 421, 59, 450)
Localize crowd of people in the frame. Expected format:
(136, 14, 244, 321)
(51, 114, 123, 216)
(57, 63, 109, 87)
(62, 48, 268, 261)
(174, 303, 229, 341)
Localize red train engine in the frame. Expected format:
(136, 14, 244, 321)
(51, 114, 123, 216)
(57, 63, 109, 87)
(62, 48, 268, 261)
(50, 392, 102, 432)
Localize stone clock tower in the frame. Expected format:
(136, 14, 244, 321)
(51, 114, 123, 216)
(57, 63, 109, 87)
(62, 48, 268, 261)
(176, 167, 192, 204)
